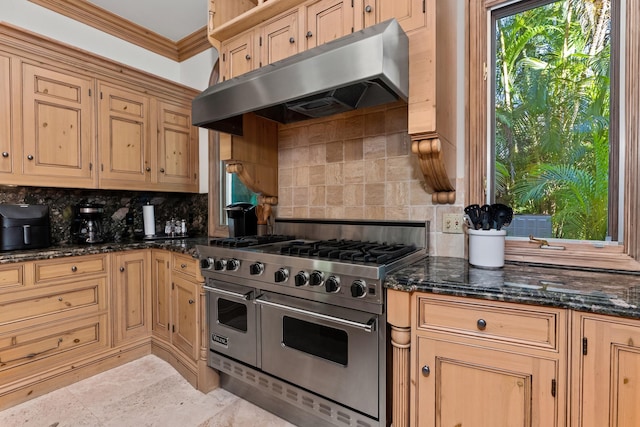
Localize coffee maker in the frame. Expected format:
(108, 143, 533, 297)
(225, 203, 257, 237)
(71, 203, 105, 244)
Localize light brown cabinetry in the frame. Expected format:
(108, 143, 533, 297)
(171, 273, 198, 360)
(221, 30, 255, 81)
(21, 63, 96, 187)
(412, 295, 567, 427)
(0, 254, 110, 407)
(303, 0, 353, 49)
(151, 250, 172, 341)
(571, 312, 640, 427)
(0, 24, 199, 193)
(112, 250, 151, 345)
(260, 10, 299, 66)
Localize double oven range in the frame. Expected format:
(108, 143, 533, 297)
(197, 219, 428, 427)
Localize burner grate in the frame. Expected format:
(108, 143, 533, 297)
(210, 235, 295, 248)
(279, 239, 417, 265)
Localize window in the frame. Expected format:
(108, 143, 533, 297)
(468, 0, 640, 270)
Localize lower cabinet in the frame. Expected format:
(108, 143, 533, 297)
(391, 292, 569, 427)
(112, 250, 151, 345)
(572, 312, 640, 427)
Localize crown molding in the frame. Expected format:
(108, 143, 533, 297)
(28, 0, 210, 62)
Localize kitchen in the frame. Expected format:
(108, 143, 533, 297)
(1, 0, 639, 426)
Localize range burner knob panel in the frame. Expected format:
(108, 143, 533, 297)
(294, 271, 309, 287)
(249, 262, 264, 275)
(275, 268, 289, 283)
(350, 280, 367, 298)
(226, 258, 240, 271)
(200, 257, 214, 270)
(309, 271, 325, 286)
(325, 276, 340, 293)
(214, 259, 227, 271)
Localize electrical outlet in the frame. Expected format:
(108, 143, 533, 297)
(443, 213, 464, 234)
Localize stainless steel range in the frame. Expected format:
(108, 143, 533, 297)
(197, 219, 428, 427)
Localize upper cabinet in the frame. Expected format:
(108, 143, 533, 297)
(303, 0, 353, 49)
(0, 24, 200, 193)
(260, 10, 299, 66)
(21, 63, 96, 188)
(221, 30, 255, 81)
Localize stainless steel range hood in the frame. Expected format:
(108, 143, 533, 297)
(192, 19, 408, 136)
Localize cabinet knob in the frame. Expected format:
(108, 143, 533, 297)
(188, 299, 195, 304)
(245, 54, 251, 60)
(160, 168, 165, 173)
(27, 154, 34, 160)
(146, 167, 151, 172)
(120, 266, 125, 272)
(71, 265, 78, 272)
(306, 31, 313, 39)
(365, 5, 372, 12)
(477, 319, 487, 330)
(421, 365, 431, 376)
(181, 263, 187, 268)
(289, 37, 295, 44)
(58, 297, 63, 301)
(1, 152, 8, 158)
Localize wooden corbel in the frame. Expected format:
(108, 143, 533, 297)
(411, 135, 456, 204)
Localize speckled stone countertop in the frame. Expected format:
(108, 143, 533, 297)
(0, 237, 210, 264)
(385, 256, 640, 319)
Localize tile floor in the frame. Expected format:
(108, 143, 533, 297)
(0, 355, 297, 427)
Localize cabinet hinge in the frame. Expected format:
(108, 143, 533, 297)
(222, 53, 225, 62)
(551, 379, 556, 398)
(423, 0, 426, 13)
(100, 91, 103, 100)
(351, 0, 354, 6)
(89, 162, 92, 171)
(89, 88, 92, 96)
(582, 337, 588, 355)
(259, 36, 262, 47)
(172, 282, 175, 290)
(172, 325, 175, 333)
(167, 324, 170, 331)
(101, 163, 104, 172)
(483, 62, 488, 81)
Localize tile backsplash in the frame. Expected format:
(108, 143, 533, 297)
(0, 186, 207, 244)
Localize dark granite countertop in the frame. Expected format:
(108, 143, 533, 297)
(0, 237, 210, 264)
(385, 256, 640, 319)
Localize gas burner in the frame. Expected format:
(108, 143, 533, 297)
(279, 239, 418, 265)
(209, 235, 295, 248)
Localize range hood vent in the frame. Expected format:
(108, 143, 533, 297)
(192, 19, 409, 135)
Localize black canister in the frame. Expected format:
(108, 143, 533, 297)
(225, 203, 257, 237)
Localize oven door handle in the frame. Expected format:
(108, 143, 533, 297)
(255, 297, 376, 333)
(203, 285, 253, 301)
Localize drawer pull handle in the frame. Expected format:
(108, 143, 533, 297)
(71, 266, 78, 272)
(181, 263, 187, 268)
(422, 365, 431, 376)
(477, 319, 487, 330)
(58, 297, 63, 301)
(0, 338, 63, 364)
(188, 299, 195, 304)
(120, 266, 125, 272)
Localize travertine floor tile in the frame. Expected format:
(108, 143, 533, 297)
(0, 355, 295, 427)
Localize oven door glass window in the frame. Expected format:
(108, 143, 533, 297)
(282, 316, 348, 365)
(217, 298, 247, 332)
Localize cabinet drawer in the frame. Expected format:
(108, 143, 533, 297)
(417, 296, 559, 350)
(33, 255, 107, 284)
(172, 253, 201, 281)
(0, 278, 107, 327)
(0, 313, 108, 372)
(0, 264, 25, 294)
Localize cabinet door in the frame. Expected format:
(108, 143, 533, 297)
(21, 63, 95, 186)
(574, 315, 640, 427)
(157, 101, 198, 192)
(0, 53, 14, 174)
(171, 274, 198, 361)
(112, 251, 150, 345)
(260, 11, 299, 67)
(304, 0, 353, 50)
(378, 0, 426, 33)
(98, 83, 151, 187)
(415, 336, 561, 427)
(221, 30, 255, 81)
(150, 251, 171, 341)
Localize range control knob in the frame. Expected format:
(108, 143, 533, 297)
(350, 280, 367, 298)
(294, 271, 309, 287)
(249, 262, 264, 275)
(200, 257, 214, 269)
(275, 268, 289, 283)
(325, 276, 340, 293)
(226, 258, 240, 271)
(214, 259, 227, 271)
(309, 271, 325, 286)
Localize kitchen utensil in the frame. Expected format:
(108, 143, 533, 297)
(480, 204, 493, 230)
(491, 203, 513, 230)
(464, 204, 481, 230)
